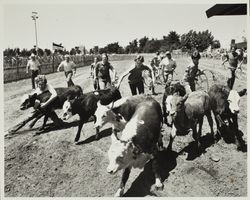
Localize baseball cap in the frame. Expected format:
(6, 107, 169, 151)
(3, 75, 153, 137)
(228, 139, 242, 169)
(134, 55, 144, 62)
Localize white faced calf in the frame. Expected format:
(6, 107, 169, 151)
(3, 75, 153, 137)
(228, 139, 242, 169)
(166, 91, 214, 151)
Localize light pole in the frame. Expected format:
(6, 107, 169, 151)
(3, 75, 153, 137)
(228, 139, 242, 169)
(31, 12, 38, 51)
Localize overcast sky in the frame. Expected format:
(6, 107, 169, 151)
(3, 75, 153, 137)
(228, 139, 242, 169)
(2, 0, 248, 50)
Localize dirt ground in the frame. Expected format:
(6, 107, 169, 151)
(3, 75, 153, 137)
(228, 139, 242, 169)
(4, 55, 247, 197)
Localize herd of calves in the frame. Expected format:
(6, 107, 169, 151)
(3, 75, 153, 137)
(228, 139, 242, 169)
(19, 82, 246, 197)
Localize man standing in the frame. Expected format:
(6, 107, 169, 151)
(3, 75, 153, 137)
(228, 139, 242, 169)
(160, 51, 177, 84)
(94, 53, 116, 89)
(57, 54, 76, 87)
(26, 53, 41, 89)
(222, 45, 243, 89)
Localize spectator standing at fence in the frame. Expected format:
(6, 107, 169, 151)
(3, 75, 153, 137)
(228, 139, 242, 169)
(182, 50, 201, 93)
(57, 54, 76, 87)
(116, 55, 155, 95)
(94, 53, 116, 89)
(26, 53, 41, 89)
(222, 45, 243, 89)
(160, 51, 177, 84)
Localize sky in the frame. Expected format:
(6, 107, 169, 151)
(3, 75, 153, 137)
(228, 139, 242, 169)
(2, 0, 248, 50)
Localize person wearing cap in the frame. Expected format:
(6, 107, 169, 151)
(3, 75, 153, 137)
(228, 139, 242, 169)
(182, 50, 201, 93)
(57, 54, 76, 87)
(94, 53, 117, 89)
(159, 51, 177, 84)
(116, 55, 155, 95)
(30, 75, 63, 129)
(150, 52, 161, 67)
(222, 45, 243, 89)
(150, 52, 162, 84)
(26, 53, 41, 89)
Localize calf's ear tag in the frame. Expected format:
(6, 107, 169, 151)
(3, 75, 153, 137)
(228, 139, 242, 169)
(138, 120, 144, 124)
(94, 91, 99, 96)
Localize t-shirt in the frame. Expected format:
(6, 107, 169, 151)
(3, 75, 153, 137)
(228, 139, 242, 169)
(58, 61, 76, 72)
(27, 59, 40, 71)
(151, 57, 161, 68)
(128, 64, 151, 84)
(183, 62, 198, 82)
(95, 61, 114, 80)
(160, 58, 177, 72)
(225, 52, 239, 69)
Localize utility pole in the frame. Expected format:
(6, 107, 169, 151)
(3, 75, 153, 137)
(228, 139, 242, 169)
(31, 12, 38, 51)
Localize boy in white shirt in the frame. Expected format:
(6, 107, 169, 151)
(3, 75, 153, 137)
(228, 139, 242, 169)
(160, 51, 177, 84)
(57, 54, 76, 87)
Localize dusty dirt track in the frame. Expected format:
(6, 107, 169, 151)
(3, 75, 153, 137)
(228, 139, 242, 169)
(4, 55, 247, 197)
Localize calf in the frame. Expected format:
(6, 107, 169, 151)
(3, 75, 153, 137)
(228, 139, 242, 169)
(106, 97, 163, 197)
(19, 85, 83, 130)
(62, 86, 121, 143)
(94, 95, 164, 148)
(166, 91, 214, 151)
(162, 81, 186, 125)
(208, 84, 247, 149)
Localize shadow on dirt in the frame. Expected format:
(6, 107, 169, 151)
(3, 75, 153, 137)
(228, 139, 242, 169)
(178, 133, 215, 161)
(33, 121, 80, 135)
(76, 128, 112, 145)
(123, 149, 178, 197)
(219, 126, 247, 152)
(5, 128, 40, 139)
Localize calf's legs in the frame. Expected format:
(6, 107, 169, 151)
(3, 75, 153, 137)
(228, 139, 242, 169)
(167, 124, 176, 151)
(115, 167, 131, 197)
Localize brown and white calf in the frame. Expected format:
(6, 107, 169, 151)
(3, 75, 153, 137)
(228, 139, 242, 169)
(208, 84, 247, 149)
(166, 90, 214, 151)
(106, 96, 164, 197)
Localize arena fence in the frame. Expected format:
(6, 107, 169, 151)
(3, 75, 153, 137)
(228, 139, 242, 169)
(3, 55, 95, 83)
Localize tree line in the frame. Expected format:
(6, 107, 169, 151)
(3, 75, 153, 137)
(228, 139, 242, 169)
(90, 30, 221, 54)
(4, 29, 221, 57)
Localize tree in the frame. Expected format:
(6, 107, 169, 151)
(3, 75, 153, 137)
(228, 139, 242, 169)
(138, 36, 149, 53)
(44, 49, 52, 56)
(143, 39, 161, 53)
(180, 30, 215, 52)
(211, 40, 221, 49)
(70, 48, 76, 55)
(20, 48, 30, 57)
(105, 42, 121, 54)
(37, 48, 44, 56)
(125, 39, 138, 53)
(93, 46, 99, 54)
(164, 31, 180, 47)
